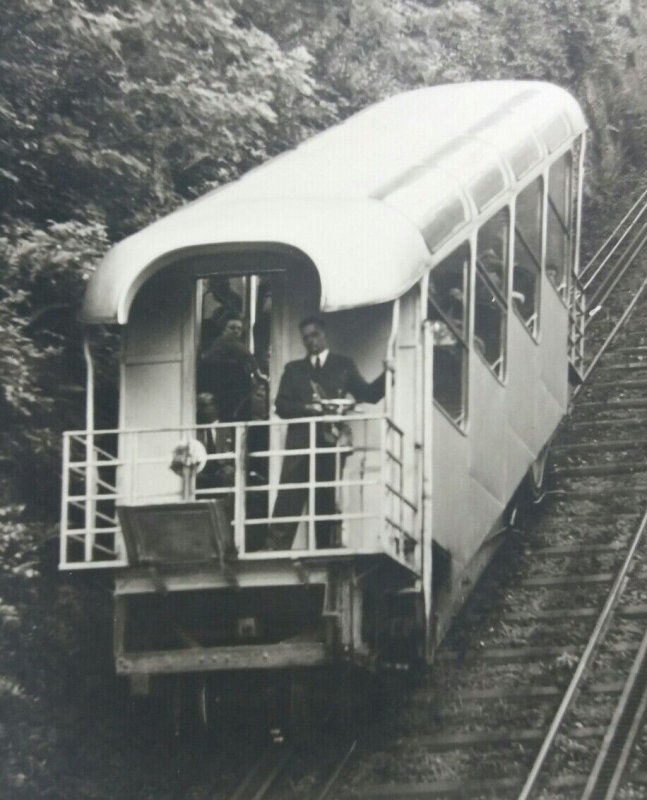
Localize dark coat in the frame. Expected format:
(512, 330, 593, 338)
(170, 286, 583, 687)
(275, 353, 385, 448)
(200, 337, 258, 421)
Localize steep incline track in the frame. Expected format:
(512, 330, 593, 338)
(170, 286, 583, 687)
(325, 251, 647, 796)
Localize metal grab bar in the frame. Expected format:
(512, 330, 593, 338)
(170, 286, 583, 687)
(580, 186, 647, 283)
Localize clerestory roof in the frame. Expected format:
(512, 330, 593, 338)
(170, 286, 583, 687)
(82, 81, 587, 324)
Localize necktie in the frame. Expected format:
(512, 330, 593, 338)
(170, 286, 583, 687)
(313, 356, 321, 373)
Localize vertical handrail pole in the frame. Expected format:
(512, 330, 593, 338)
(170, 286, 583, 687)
(60, 434, 71, 567)
(83, 335, 96, 562)
(83, 334, 94, 433)
(573, 134, 586, 279)
(308, 419, 316, 551)
(422, 318, 435, 661)
(181, 425, 191, 500)
(339, 425, 346, 547)
(399, 425, 405, 552)
(380, 417, 387, 555)
(416, 274, 429, 575)
(571, 137, 587, 372)
(234, 424, 246, 554)
(385, 299, 400, 417)
(248, 275, 258, 353)
(130, 431, 139, 505)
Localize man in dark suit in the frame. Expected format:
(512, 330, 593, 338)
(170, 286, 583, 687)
(267, 316, 385, 550)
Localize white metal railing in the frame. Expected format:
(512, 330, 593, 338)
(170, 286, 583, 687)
(580, 187, 647, 288)
(580, 188, 647, 312)
(60, 413, 418, 572)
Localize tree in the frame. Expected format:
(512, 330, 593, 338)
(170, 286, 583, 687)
(0, 0, 642, 517)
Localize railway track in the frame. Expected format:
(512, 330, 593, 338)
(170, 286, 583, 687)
(228, 744, 295, 800)
(220, 198, 647, 800)
(311, 199, 647, 799)
(226, 739, 357, 800)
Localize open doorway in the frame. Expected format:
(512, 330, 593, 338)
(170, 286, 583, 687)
(194, 272, 280, 550)
(196, 274, 275, 423)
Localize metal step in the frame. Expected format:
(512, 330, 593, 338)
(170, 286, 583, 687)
(519, 572, 613, 588)
(584, 378, 647, 390)
(501, 604, 647, 623)
(572, 398, 647, 411)
(532, 543, 624, 555)
(437, 644, 579, 663)
(553, 487, 647, 500)
(339, 774, 596, 799)
(438, 641, 639, 664)
(568, 417, 647, 429)
(404, 724, 605, 752)
(603, 345, 647, 355)
(458, 681, 624, 702)
(339, 776, 522, 798)
(553, 439, 647, 454)
(595, 362, 647, 372)
(554, 462, 647, 478)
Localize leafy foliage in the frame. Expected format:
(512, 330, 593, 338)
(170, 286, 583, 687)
(0, 0, 643, 517)
(1, 1, 647, 795)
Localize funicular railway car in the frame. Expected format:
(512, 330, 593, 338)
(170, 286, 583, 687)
(60, 81, 587, 731)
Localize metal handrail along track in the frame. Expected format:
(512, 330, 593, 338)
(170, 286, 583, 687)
(580, 186, 647, 292)
(580, 623, 647, 799)
(516, 507, 647, 799)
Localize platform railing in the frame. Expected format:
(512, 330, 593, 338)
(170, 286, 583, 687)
(60, 413, 418, 571)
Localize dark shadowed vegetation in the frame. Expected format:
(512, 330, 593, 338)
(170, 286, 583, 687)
(1, 1, 647, 795)
(0, 0, 643, 515)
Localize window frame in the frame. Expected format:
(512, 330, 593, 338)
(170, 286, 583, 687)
(545, 151, 573, 302)
(512, 176, 544, 341)
(474, 206, 510, 383)
(426, 242, 471, 430)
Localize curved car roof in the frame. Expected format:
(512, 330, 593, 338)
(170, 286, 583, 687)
(82, 81, 587, 324)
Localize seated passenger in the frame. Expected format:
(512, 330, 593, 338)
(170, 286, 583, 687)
(266, 316, 386, 551)
(512, 265, 534, 318)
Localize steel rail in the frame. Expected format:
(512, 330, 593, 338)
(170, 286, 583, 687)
(580, 623, 647, 800)
(228, 744, 294, 800)
(312, 739, 358, 800)
(516, 506, 647, 800)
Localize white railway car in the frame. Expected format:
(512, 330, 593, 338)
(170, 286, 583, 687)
(60, 81, 587, 728)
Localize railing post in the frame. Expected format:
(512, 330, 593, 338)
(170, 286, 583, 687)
(398, 426, 405, 553)
(128, 431, 139, 505)
(60, 434, 71, 567)
(85, 430, 97, 562)
(422, 318, 435, 662)
(380, 417, 387, 555)
(308, 419, 316, 551)
(234, 424, 247, 555)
